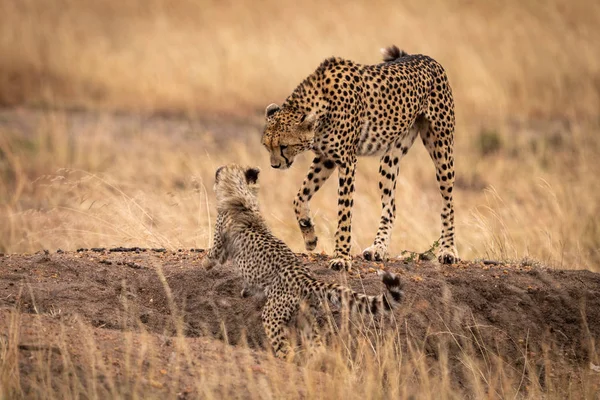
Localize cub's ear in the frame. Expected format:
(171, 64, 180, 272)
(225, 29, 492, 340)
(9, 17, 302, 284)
(265, 103, 280, 118)
(215, 166, 225, 182)
(245, 167, 261, 184)
(299, 113, 317, 130)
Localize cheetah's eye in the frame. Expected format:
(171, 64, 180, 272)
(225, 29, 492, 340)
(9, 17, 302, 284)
(280, 145, 288, 150)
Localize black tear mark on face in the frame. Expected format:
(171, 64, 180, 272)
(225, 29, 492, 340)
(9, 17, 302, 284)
(280, 147, 290, 166)
(245, 167, 260, 184)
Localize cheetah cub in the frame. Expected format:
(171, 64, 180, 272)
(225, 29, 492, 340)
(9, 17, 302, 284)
(203, 164, 403, 359)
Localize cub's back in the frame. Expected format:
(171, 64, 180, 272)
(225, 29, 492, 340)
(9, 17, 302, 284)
(227, 214, 302, 287)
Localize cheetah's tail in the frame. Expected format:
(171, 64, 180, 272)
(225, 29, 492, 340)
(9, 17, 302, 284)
(379, 270, 403, 306)
(317, 271, 403, 315)
(380, 45, 408, 62)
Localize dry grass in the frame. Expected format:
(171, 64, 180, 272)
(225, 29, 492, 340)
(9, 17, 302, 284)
(1, 110, 599, 271)
(1, 0, 600, 397)
(0, 0, 599, 269)
(1, 0, 599, 117)
(1, 284, 598, 400)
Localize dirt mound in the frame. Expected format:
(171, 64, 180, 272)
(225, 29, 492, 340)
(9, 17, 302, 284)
(1, 249, 600, 396)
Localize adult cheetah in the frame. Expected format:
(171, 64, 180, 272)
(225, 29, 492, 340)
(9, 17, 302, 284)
(202, 164, 403, 359)
(262, 45, 458, 271)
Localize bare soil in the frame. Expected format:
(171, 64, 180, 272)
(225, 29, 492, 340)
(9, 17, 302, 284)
(1, 249, 600, 396)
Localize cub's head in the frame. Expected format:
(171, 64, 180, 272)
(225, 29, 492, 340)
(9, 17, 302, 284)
(262, 103, 317, 169)
(214, 164, 260, 208)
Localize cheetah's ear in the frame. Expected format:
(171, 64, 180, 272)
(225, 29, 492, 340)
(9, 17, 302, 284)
(215, 166, 225, 182)
(299, 113, 317, 130)
(245, 167, 260, 184)
(265, 103, 280, 118)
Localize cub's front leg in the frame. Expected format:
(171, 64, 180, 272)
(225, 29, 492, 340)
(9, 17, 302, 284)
(202, 213, 229, 270)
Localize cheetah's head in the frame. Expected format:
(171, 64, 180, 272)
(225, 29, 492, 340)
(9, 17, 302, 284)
(262, 103, 317, 170)
(214, 164, 260, 210)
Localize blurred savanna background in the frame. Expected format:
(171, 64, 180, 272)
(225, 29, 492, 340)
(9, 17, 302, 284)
(2, 1, 600, 399)
(1, 0, 599, 268)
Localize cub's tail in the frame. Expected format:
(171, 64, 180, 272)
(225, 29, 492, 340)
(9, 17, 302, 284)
(381, 45, 408, 62)
(308, 271, 403, 315)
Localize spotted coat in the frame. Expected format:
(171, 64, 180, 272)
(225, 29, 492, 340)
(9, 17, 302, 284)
(203, 164, 403, 358)
(262, 45, 458, 270)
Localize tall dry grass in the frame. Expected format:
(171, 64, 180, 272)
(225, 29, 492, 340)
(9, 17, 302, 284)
(1, 281, 598, 399)
(1, 110, 599, 270)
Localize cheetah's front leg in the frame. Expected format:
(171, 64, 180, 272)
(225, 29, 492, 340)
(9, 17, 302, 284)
(202, 213, 228, 270)
(294, 156, 337, 251)
(329, 159, 357, 271)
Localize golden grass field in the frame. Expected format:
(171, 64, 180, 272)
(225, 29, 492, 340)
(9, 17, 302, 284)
(1, 0, 599, 269)
(1, 0, 600, 398)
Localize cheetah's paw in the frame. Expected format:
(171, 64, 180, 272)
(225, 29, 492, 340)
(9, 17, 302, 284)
(305, 236, 318, 251)
(328, 256, 352, 272)
(202, 257, 218, 270)
(438, 247, 459, 265)
(362, 244, 388, 262)
(299, 218, 318, 251)
(240, 285, 265, 299)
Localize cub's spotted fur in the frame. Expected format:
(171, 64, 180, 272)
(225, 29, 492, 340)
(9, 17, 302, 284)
(203, 164, 403, 358)
(262, 45, 458, 270)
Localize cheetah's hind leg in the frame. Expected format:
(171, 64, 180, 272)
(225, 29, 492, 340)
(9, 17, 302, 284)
(262, 296, 297, 360)
(297, 301, 324, 356)
(421, 112, 459, 264)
